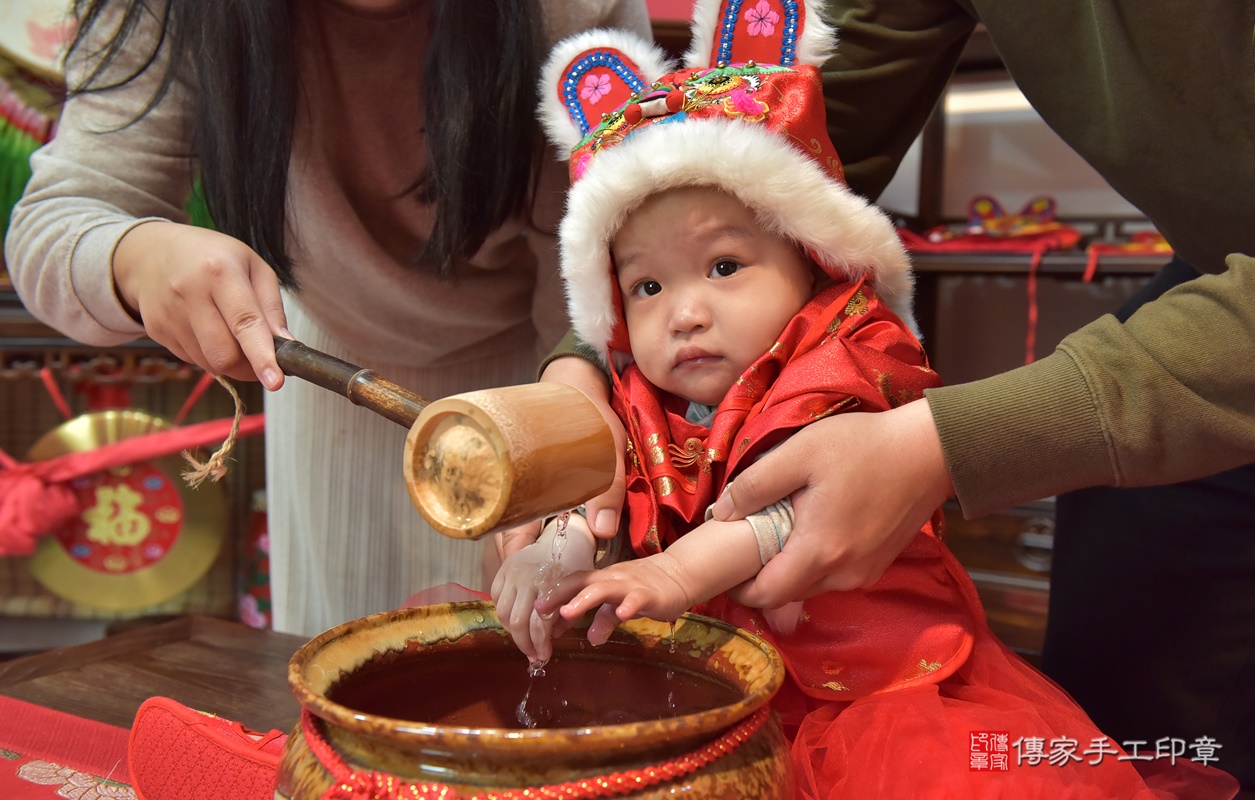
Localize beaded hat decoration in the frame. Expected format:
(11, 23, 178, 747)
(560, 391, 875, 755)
(538, 0, 916, 364)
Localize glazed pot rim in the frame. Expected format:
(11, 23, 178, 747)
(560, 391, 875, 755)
(287, 601, 784, 753)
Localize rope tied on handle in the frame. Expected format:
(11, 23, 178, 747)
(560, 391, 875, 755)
(181, 375, 247, 487)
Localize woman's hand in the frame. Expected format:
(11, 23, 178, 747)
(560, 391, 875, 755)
(494, 354, 627, 562)
(711, 398, 955, 605)
(112, 220, 290, 389)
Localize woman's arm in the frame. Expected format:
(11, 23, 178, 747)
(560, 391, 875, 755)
(6, 4, 195, 346)
(5, 5, 289, 387)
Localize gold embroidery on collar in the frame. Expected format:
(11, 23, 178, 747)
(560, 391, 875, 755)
(844, 289, 869, 316)
(904, 659, 944, 681)
(668, 437, 704, 467)
(624, 437, 640, 468)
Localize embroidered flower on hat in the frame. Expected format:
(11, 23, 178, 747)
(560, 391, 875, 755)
(580, 72, 612, 104)
(746, 1, 781, 37)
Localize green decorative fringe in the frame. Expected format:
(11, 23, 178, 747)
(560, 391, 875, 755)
(1, 88, 215, 275)
(0, 116, 40, 246)
(185, 179, 215, 230)
(0, 116, 216, 234)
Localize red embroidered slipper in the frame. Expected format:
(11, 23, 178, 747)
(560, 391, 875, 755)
(128, 696, 287, 800)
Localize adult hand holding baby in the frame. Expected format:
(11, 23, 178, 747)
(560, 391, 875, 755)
(714, 399, 955, 606)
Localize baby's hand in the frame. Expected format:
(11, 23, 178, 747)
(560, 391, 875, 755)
(539, 553, 697, 646)
(490, 515, 594, 665)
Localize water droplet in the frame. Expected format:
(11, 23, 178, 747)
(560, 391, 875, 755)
(549, 511, 571, 562)
(534, 509, 582, 623)
(516, 669, 547, 728)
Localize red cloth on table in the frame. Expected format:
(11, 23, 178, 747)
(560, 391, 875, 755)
(0, 694, 132, 798)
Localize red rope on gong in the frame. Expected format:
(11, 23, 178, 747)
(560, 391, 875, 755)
(302, 705, 771, 800)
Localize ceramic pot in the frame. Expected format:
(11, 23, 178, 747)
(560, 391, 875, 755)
(277, 601, 792, 799)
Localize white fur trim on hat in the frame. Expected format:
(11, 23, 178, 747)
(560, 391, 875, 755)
(560, 117, 916, 359)
(537, 29, 675, 155)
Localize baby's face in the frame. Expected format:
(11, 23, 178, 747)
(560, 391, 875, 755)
(611, 186, 816, 406)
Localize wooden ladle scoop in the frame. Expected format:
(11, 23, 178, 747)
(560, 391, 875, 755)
(273, 337, 615, 539)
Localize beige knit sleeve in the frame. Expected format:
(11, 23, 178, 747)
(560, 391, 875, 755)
(929, 253, 1255, 518)
(4, 4, 196, 346)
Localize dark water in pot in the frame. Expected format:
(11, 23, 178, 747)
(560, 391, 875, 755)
(328, 642, 742, 729)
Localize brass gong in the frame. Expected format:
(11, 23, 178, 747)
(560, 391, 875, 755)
(25, 409, 226, 611)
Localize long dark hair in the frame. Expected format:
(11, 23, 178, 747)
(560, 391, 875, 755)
(66, 0, 545, 285)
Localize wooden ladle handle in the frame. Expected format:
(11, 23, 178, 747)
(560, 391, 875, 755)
(271, 336, 616, 540)
(273, 336, 427, 428)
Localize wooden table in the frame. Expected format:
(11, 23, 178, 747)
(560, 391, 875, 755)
(0, 615, 307, 734)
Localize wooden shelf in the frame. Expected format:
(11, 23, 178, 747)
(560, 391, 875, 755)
(909, 250, 1164, 276)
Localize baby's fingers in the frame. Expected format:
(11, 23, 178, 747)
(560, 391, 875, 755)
(528, 610, 554, 665)
(536, 569, 595, 618)
(559, 582, 625, 621)
(612, 590, 653, 622)
(493, 581, 537, 659)
(506, 585, 540, 634)
(586, 603, 620, 646)
(503, 605, 540, 663)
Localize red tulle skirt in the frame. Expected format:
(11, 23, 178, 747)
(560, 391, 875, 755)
(705, 535, 1239, 799)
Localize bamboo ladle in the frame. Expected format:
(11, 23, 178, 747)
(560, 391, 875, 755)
(273, 337, 615, 539)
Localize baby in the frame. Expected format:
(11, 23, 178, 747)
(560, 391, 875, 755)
(492, 182, 846, 662)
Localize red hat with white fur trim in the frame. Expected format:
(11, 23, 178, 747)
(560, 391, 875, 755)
(539, 0, 915, 364)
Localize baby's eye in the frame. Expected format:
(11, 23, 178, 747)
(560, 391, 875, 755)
(632, 279, 662, 297)
(710, 259, 742, 278)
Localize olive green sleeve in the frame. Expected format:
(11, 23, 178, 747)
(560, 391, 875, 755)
(537, 328, 606, 379)
(819, 0, 976, 200)
(928, 254, 1255, 517)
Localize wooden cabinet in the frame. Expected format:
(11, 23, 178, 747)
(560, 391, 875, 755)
(914, 254, 1157, 664)
(911, 251, 1157, 383)
(943, 499, 1053, 661)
